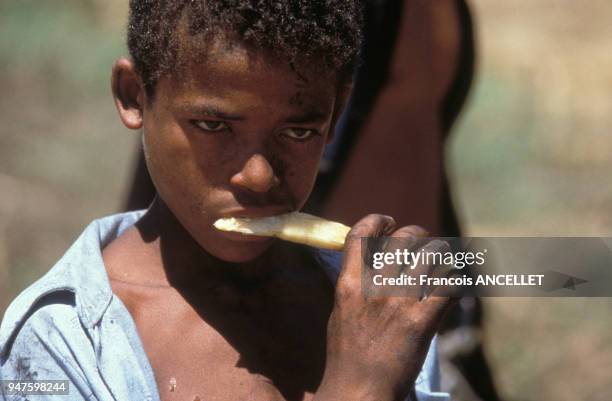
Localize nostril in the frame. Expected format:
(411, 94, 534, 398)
(230, 154, 280, 193)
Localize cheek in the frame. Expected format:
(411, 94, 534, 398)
(142, 115, 210, 201)
(280, 145, 326, 204)
(194, 139, 237, 178)
(143, 118, 183, 179)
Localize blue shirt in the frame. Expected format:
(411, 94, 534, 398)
(0, 211, 450, 401)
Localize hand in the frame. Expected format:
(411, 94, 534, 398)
(315, 214, 453, 401)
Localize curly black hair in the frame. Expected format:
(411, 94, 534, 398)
(127, 0, 363, 98)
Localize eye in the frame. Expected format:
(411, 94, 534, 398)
(193, 120, 229, 132)
(280, 128, 319, 141)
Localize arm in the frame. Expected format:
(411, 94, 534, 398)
(1, 303, 110, 401)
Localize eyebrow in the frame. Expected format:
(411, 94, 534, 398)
(284, 110, 329, 124)
(182, 104, 245, 121)
(181, 103, 329, 124)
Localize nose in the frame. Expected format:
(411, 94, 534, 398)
(230, 153, 280, 193)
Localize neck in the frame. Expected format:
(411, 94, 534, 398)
(134, 196, 279, 289)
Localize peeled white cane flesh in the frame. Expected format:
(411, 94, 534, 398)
(213, 212, 351, 251)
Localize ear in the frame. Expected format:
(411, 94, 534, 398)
(111, 57, 145, 130)
(326, 82, 353, 144)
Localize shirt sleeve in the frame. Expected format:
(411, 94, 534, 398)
(0, 301, 113, 401)
(411, 335, 451, 401)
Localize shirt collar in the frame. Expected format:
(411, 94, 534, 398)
(0, 211, 145, 354)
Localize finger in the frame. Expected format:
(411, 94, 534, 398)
(386, 225, 430, 271)
(423, 266, 466, 300)
(373, 225, 430, 271)
(378, 226, 431, 298)
(419, 294, 456, 325)
(418, 240, 452, 299)
(341, 214, 396, 284)
(418, 242, 459, 317)
(390, 225, 429, 239)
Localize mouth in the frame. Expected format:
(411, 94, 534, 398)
(219, 206, 293, 220)
(215, 206, 292, 242)
(216, 229, 274, 243)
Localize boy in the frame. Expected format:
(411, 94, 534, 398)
(0, 1, 451, 400)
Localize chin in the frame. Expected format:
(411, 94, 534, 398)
(203, 233, 276, 263)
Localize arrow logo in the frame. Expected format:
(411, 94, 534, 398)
(540, 270, 588, 292)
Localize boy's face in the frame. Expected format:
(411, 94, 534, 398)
(139, 39, 343, 262)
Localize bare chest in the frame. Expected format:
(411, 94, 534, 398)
(112, 281, 332, 401)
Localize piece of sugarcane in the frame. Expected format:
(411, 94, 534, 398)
(214, 212, 351, 251)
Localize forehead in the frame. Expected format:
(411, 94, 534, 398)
(156, 34, 338, 113)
